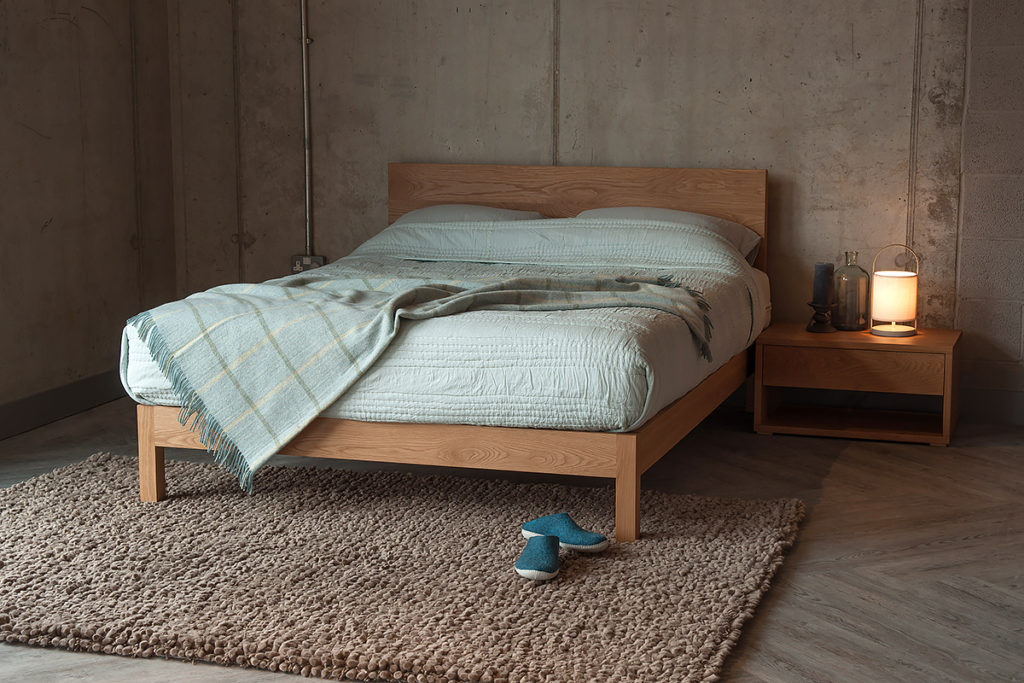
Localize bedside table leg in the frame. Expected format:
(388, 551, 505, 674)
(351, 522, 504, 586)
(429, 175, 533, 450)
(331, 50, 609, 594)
(753, 344, 767, 432)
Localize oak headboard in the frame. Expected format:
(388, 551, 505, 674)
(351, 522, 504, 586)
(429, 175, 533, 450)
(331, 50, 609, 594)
(387, 163, 768, 270)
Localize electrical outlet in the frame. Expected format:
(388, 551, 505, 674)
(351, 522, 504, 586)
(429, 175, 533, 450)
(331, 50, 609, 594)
(291, 254, 326, 273)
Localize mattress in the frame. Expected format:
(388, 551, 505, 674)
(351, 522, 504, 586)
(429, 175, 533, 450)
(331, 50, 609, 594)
(121, 270, 770, 432)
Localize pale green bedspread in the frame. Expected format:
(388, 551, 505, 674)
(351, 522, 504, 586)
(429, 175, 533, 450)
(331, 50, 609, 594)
(126, 218, 756, 490)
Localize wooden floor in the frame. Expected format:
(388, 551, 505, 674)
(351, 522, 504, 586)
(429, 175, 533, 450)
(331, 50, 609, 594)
(1, 398, 1021, 682)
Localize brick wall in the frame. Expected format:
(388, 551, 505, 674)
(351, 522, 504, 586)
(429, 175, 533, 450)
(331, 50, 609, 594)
(958, 0, 1024, 423)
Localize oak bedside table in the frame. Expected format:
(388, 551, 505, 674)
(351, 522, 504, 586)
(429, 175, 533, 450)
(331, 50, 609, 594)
(753, 322, 961, 445)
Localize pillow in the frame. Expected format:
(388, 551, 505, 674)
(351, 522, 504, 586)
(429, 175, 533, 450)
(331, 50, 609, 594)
(393, 204, 545, 225)
(575, 206, 762, 265)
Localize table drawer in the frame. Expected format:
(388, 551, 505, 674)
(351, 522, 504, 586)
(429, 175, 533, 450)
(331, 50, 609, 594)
(761, 346, 945, 395)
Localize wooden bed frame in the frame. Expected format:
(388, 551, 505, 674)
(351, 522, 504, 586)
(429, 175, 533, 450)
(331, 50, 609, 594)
(137, 163, 768, 542)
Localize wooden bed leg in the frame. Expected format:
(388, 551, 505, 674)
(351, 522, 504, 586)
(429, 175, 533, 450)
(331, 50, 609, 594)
(137, 405, 166, 502)
(615, 437, 640, 542)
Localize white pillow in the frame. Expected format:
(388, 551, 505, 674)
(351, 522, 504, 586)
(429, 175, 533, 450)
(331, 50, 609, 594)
(393, 204, 544, 225)
(576, 206, 762, 264)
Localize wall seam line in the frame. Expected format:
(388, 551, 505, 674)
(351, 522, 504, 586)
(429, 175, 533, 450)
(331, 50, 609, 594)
(551, 0, 560, 166)
(231, 0, 245, 282)
(954, 0, 973, 330)
(906, 0, 925, 249)
(128, 0, 144, 311)
(171, 1, 189, 296)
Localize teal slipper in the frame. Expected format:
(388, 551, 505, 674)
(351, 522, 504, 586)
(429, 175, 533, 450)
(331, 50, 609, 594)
(521, 512, 609, 552)
(514, 535, 560, 581)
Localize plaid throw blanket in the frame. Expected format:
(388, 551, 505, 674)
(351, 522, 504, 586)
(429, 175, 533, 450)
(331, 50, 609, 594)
(129, 272, 712, 491)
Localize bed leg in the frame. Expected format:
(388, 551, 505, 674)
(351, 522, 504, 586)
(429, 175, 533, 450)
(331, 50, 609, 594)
(615, 437, 640, 542)
(137, 405, 166, 502)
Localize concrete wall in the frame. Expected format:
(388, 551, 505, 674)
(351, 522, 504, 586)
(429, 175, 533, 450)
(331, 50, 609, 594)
(308, 0, 556, 269)
(958, 0, 1024, 423)
(558, 0, 968, 328)
(0, 0, 160, 407)
(5, 1, 992, 423)
(172, 0, 967, 327)
(167, 0, 242, 296)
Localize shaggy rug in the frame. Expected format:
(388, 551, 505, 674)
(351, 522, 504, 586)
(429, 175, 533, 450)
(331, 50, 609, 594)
(0, 453, 803, 682)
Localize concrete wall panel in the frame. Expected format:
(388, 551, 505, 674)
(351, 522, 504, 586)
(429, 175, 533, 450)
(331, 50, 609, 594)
(963, 111, 1024, 175)
(905, 0, 967, 328)
(960, 175, 1024, 240)
(309, 0, 555, 259)
(957, 239, 1022, 301)
(235, 0, 304, 284)
(958, 299, 1022, 361)
(0, 0, 139, 403)
(557, 0, 965, 325)
(969, 46, 1024, 111)
(970, 0, 1024, 47)
(168, 0, 241, 296)
(132, 0, 177, 310)
(958, 0, 1024, 422)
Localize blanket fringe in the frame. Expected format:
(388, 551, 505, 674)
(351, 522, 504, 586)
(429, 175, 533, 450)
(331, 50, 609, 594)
(656, 274, 681, 289)
(128, 312, 256, 493)
(683, 286, 714, 362)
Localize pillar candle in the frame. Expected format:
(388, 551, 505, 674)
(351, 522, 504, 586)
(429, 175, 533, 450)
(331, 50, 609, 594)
(813, 262, 834, 305)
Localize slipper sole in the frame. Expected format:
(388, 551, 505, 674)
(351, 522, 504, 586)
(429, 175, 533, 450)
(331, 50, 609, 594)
(514, 565, 559, 581)
(522, 528, 609, 553)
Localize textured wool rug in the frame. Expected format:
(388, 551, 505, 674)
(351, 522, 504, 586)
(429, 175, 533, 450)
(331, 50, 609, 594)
(0, 454, 803, 682)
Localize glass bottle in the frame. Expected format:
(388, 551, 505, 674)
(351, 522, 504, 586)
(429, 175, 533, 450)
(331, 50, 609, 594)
(834, 251, 870, 331)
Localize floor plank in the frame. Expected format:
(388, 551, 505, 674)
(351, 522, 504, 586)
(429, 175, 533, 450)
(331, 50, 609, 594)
(1, 398, 1022, 682)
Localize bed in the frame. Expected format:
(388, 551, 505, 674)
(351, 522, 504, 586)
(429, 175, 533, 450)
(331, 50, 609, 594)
(128, 162, 769, 542)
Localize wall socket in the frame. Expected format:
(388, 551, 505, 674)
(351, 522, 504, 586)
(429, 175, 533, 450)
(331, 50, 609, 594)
(291, 254, 326, 273)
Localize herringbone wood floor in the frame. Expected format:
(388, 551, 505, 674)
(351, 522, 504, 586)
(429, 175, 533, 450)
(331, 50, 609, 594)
(1, 398, 1021, 682)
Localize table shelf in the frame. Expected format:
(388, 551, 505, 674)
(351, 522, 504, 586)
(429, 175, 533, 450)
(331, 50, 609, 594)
(753, 323, 960, 445)
(757, 402, 945, 444)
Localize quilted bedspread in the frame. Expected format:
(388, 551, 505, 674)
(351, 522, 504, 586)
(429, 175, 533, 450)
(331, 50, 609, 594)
(124, 218, 757, 491)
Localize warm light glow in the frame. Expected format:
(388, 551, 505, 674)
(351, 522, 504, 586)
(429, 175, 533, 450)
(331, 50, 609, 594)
(871, 270, 917, 323)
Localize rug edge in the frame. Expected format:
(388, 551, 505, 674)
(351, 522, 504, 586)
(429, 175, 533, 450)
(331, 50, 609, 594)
(700, 497, 806, 682)
(1, 453, 808, 683)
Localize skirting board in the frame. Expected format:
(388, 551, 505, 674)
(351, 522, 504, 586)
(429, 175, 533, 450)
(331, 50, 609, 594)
(0, 370, 124, 440)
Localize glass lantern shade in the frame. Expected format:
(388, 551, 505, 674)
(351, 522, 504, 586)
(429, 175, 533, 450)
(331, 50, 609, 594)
(870, 245, 919, 337)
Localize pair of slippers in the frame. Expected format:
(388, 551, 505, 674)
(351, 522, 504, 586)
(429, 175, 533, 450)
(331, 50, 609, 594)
(514, 512, 609, 581)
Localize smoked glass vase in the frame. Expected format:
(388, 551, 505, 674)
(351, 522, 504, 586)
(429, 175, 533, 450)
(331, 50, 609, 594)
(834, 251, 870, 331)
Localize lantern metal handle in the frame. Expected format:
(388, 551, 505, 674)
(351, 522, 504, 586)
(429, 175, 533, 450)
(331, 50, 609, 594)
(871, 243, 920, 275)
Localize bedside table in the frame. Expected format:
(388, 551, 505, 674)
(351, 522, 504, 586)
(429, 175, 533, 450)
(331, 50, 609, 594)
(753, 322, 961, 445)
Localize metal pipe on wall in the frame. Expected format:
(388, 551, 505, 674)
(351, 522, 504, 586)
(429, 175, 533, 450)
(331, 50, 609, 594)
(300, 0, 313, 257)
(291, 0, 324, 272)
